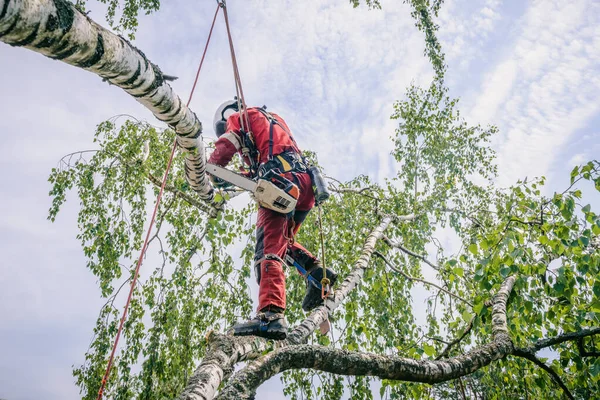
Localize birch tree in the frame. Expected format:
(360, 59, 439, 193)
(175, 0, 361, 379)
(2, 0, 600, 399)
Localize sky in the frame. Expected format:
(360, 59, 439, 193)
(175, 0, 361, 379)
(0, 0, 599, 399)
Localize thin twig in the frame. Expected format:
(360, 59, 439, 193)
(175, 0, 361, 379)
(513, 349, 574, 400)
(373, 251, 472, 307)
(436, 316, 475, 360)
(382, 236, 440, 270)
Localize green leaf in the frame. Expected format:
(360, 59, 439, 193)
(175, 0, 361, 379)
(462, 310, 473, 322)
(423, 343, 435, 357)
(468, 243, 478, 255)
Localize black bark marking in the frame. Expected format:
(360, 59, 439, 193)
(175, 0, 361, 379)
(0, 13, 18, 38)
(52, 0, 74, 32)
(50, 42, 79, 60)
(46, 14, 58, 31)
(76, 33, 104, 68)
(152, 92, 172, 115)
(36, 35, 56, 49)
(0, 0, 11, 20)
(121, 59, 141, 87)
(131, 61, 163, 98)
(10, 23, 39, 46)
(167, 100, 183, 125)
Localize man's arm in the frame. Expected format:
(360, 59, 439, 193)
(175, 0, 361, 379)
(208, 114, 244, 167)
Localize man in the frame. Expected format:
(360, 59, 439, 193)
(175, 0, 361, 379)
(208, 99, 337, 340)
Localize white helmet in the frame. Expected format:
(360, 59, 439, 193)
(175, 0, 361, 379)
(213, 99, 239, 137)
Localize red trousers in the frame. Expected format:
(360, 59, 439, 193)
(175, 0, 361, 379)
(254, 171, 317, 311)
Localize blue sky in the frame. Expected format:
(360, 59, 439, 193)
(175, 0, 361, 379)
(0, 0, 599, 399)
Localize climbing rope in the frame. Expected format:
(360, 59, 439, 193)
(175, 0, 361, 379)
(96, 4, 221, 399)
(221, 0, 251, 133)
(317, 205, 332, 299)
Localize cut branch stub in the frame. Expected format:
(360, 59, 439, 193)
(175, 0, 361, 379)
(0, 0, 215, 204)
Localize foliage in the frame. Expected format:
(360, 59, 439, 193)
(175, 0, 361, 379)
(75, 0, 160, 39)
(49, 119, 254, 398)
(46, 0, 600, 399)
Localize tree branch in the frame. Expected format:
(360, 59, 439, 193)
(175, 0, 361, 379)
(181, 214, 415, 400)
(382, 235, 440, 270)
(512, 349, 574, 400)
(373, 251, 473, 307)
(516, 327, 600, 353)
(215, 276, 517, 399)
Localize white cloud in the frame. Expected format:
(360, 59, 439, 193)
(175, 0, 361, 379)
(464, 0, 600, 187)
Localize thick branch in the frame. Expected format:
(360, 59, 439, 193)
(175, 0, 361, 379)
(517, 327, 600, 353)
(373, 251, 473, 307)
(513, 349, 574, 400)
(0, 0, 215, 203)
(382, 235, 440, 270)
(216, 276, 517, 399)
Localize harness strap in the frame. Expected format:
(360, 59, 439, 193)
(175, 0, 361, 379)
(255, 107, 300, 160)
(268, 115, 274, 159)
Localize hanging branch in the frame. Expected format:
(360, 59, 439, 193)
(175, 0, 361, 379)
(0, 0, 215, 204)
(512, 349, 574, 400)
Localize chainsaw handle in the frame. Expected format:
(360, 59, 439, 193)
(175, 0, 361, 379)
(261, 169, 300, 202)
(265, 170, 293, 190)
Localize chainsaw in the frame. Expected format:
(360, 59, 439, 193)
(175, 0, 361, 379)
(206, 163, 299, 214)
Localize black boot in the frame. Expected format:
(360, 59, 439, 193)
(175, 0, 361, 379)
(229, 311, 288, 340)
(302, 264, 338, 312)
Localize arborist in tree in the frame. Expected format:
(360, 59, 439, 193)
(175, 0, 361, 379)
(208, 99, 337, 340)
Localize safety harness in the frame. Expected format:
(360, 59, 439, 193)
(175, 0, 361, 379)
(236, 106, 308, 179)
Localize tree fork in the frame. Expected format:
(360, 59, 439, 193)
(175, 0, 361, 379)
(0, 0, 216, 204)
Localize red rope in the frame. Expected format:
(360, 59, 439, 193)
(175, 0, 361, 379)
(96, 4, 221, 399)
(222, 3, 251, 133)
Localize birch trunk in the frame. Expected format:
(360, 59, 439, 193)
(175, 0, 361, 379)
(0, 0, 215, 203)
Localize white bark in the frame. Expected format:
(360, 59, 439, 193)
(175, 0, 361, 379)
(0, 0, 215, 203)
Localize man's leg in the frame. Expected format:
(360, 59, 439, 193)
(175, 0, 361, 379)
(255, 206, 289, 312)
(229, 206, 290, 340)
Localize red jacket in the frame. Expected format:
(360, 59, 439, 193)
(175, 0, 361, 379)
(208, 107, 301, 167)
